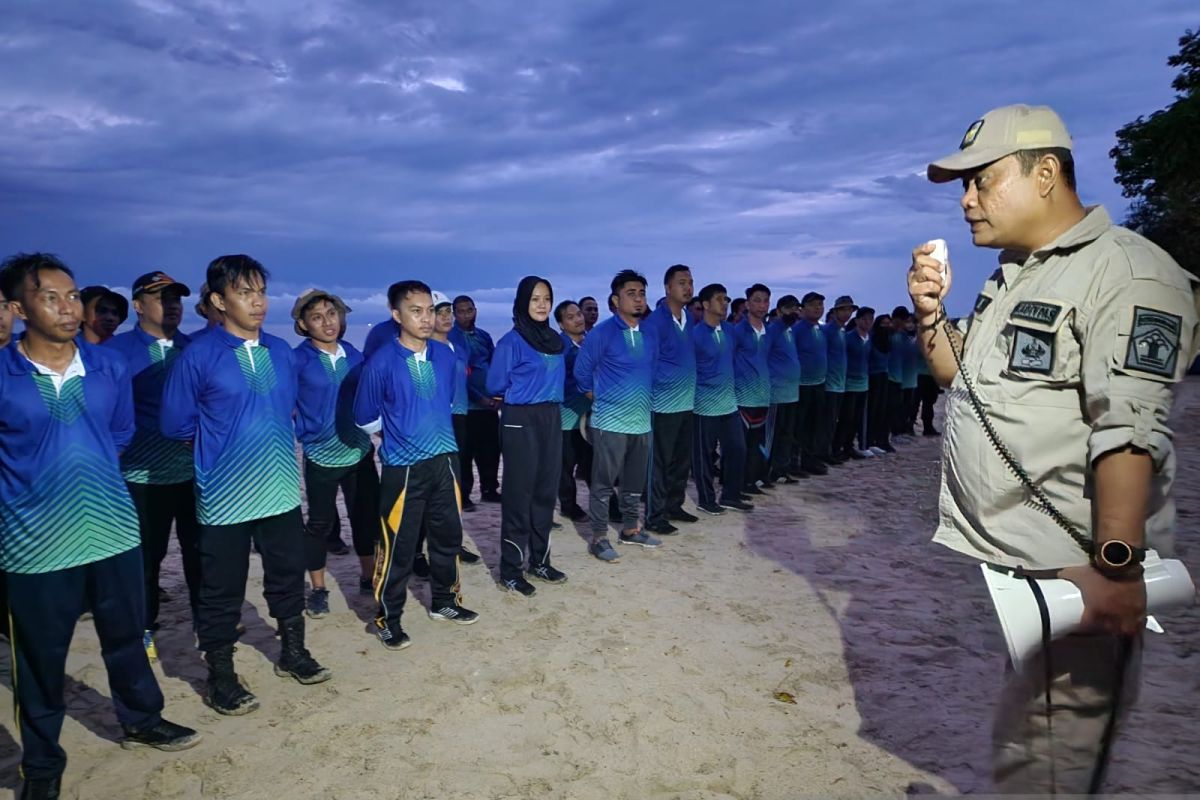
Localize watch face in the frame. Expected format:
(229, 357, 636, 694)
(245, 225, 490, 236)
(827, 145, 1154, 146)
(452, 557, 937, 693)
(1100, 540, 1133, 568)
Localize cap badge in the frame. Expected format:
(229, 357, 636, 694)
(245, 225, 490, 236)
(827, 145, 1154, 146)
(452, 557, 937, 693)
(960, 119, 984, 149)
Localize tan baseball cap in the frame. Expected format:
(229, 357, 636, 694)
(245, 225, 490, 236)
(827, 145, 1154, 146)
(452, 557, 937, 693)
(927, 104, 1072, 184)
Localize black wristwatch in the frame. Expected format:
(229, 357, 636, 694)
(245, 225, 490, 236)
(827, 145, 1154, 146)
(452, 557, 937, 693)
(1091, 539, 1147, 579)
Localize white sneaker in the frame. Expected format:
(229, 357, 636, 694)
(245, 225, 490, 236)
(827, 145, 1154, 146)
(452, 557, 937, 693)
(855, 448, 876, 458)
(869, 447, 887, 456)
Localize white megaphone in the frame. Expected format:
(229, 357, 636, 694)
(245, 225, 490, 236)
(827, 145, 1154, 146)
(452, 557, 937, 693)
(981, 551, 1196, 667)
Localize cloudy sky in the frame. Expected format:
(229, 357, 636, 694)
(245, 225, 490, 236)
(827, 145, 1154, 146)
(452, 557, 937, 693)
(1, 0, 1193, 341)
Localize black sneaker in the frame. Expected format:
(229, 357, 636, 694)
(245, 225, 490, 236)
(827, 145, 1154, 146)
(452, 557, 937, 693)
(758, 479, 777, 490)
(720, 499, 754, 512)
(562, 505, 588, 521)
(412, 554, 430, 579)
(787, 467, 810, 479)
(742, 485, 765, 496)
(646, 520, 679, 535)
(428, 604, 480, 625)
(529, 564, 568, 584)
(462, 498, 477, 513)
(481, 490, 502, 503)
(305, 587, 330, 619)
(667, 509, 700, 524)
(18, 776, 61, 800)
(459, 548, 481, 565)
(375, 619, 412, 651)
(358, 576, 374, 595)
(697, 502, 725, 516)
(121, 719, 202, 752)
(326, 538, 349, 555)
(802, 460, 829, 476)
(502, 576, 537, 597)
(924, 427, 941, 437)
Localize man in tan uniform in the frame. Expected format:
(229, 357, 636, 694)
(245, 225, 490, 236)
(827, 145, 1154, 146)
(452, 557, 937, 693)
(908, 104, 1200, 794)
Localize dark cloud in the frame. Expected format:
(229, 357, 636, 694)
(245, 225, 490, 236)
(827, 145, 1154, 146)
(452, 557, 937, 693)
(0, 0, 1192, 336)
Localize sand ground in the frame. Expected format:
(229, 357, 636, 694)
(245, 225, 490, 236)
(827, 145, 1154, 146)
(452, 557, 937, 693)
(2, 381, 1197, 799)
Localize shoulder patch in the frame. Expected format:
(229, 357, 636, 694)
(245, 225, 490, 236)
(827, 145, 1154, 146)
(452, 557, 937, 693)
(1009, 328, 1054, 374)
(1124, 306, 1181, 378)
(1011, 300, 1062, 327)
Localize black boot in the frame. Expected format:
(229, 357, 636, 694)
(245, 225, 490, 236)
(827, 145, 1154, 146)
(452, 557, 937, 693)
(204, 644, 259, 716)
(274, 615, 332, 685)
(19, 776, 61, 800)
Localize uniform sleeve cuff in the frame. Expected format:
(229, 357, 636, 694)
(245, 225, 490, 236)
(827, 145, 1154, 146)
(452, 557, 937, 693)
(1088, 426, 1171, 471)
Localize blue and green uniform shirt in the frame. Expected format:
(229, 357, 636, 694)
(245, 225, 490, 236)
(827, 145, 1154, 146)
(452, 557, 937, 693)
(362, 317, 397, 361)
(353, 339, 458, 466)
(733, 318, 771, 408)
(487, 329, 565, 405)
(105, 324, 194, 485)
(887, 331, 906, 383)
(0, 342, 140, 574)
(293, 339, 373, 468)
(456, 325, 496, 411)
(869, 338, 890, 375)
(692, 320, 737, 417)
(844, 330, 871, 392)
(823, 322, 848, 393)
(161, 327, 302, 526)
(765, 318, 801, 404)
(447, 327, 470, 415)
(574, 315, 655, 435)
(793, 320, 828, 386)
(643, 303, 696, 413)
(901, 332, 920, 389)
(560, 332, 591, 431)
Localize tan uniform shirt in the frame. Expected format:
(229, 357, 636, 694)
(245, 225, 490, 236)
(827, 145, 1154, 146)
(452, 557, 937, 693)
(935, 206, 1200, 570)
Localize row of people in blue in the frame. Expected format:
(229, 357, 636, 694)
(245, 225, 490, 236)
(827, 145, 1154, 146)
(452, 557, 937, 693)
(0, 252, 935, 799)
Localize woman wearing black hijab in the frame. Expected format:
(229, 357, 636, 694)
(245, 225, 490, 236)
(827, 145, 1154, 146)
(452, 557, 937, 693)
(485, 277, 567, 597)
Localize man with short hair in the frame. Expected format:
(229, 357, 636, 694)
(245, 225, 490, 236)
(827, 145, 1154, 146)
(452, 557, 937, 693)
(162, 255, 331, 717)
(642, 265, 698, 535)
(574, 270, 661, 562)
(555, 299, 591, 520)
(1, 253, 200, 800)
(886, 305, 913, 440)
(354, 280, 479, 648)
(765, 294, 802, 482)
(579, 296, 600, 332)
(911, 103, 1200, 794)
(187, 282, 221, 339)
(792, 292, 829, 477)
(105, 271, 200, 659)
(0, 283, 14, 348)
(291, 289, 380, 615)
(453, 294, 502, 504)
(821, 295, 856, 465)
(837, 306, 875, 459)
(691, 284, 752, 514)
(733, 283, 772, 493)
(80, 286, 128, 345)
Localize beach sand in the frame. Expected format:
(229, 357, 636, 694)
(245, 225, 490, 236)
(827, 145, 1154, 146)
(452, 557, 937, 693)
(2, 380, 1197, 799)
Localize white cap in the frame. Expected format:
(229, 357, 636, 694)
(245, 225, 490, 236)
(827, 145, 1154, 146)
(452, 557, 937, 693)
(432, 290, 451, 308)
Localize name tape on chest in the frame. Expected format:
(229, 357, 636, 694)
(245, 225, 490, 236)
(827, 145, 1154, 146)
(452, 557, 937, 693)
(1124, 306, 1182, 379)
(1010, 300, 1062, 328)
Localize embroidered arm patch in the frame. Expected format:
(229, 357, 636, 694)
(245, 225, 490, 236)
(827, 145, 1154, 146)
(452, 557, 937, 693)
(1124, 306, 1182, 379)
(1009, 327, 1054, 373)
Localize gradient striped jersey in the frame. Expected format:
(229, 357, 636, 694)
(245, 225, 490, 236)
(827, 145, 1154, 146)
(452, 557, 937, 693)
(161, 327, 302, 526)
(732, 318, 771, 408)
(456, 325, 496, 410)
(765, 318, 801, 404)
(293, 339, 372, 468)
(691, 320, 737, 417)
(844, 329, 872, 392)
(487, 329, 565, 405)
(354, 338, 458, 466)
(900, 331, 920, 389)
(559, 332, 591, 431)
(573, 315, 656, 434)
(869, 337, 890, 375)
(0, 342, 140, 573)
(887, 331, 906, 383)
(447, 327, 469, 415)
(793, 320, 828, 386)
(104, 324, 194, 484)
(643, 303, 696, 413)
(823, 322, 848, 393)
